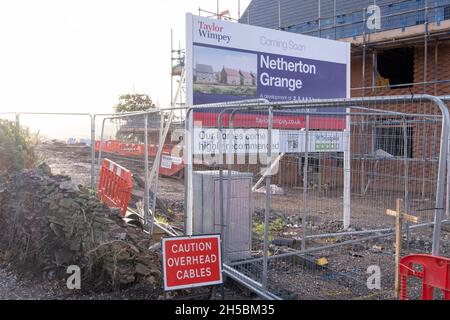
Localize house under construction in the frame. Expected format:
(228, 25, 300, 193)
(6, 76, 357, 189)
(235, 0, 450, 193)
(240, 0, 450, 96)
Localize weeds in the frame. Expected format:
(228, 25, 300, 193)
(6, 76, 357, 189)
(0, 120, 37, 172)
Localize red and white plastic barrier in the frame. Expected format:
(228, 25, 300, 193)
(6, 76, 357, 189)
(97, 158, 133, 216)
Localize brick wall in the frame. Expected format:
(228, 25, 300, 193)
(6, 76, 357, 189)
(351, 42, 450, 97)
(338, 41, 449, 195)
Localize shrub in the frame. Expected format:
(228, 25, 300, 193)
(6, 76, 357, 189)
(0, 120, 36, 172)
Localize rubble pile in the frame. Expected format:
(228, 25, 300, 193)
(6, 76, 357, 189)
(0, 164, 162, 296)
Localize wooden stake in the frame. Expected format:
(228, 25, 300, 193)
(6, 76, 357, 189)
(386, 198, 419, 298)
(394, 198, 402, 299)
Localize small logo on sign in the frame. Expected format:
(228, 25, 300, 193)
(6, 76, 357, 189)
(198, 21, 232, 44)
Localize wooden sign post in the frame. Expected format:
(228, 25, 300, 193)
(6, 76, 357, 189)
(386, 198, 419, 298)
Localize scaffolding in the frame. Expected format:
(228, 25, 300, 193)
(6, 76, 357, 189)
(240, 0, 450, 96)
(170, 29, 186, 120)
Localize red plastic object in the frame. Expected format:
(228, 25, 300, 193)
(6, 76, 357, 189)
(97, 158, 132, 216)
(95, 140, 184, 177)
(399, 254, 450, 300)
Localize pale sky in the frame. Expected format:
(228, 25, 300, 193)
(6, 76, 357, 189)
(0, 0, 251, 114)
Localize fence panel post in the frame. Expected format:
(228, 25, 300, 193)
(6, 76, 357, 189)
(184, 108, 194, 235)
(343, 105, 351, 229)
(144, 113, 150, 230)
(90, 115, 95, 189)
(430, 96, 449, 256)
(262, 107, 273, 290)
(302, 113, 310, 251)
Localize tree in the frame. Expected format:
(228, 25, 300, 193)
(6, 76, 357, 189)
(113, 93, 156, 113)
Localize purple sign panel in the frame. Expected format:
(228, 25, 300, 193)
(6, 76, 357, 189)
(257, 52, 347, 101)
(192, 44, 346, 105)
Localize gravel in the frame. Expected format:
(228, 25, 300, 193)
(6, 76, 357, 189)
(31, 141, 450, 300)
(0, 264, 67, 300)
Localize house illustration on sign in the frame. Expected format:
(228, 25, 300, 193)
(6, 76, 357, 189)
(239, 70, 253, 86)
(195, 63, 216, 83)
(221, 67, 240, 85)
(250, 72, 256, 85)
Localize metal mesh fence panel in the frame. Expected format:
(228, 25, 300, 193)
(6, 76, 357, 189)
(97, 112, 160, 226)
(97, 110, 186, 236)
(186, 95, 450, 299)
(10, 113, 94, 187)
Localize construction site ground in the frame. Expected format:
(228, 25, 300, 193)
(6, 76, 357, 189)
(1, 141, 447, 300)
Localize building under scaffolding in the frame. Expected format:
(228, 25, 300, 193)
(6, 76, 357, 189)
(240, 0, 450, 96)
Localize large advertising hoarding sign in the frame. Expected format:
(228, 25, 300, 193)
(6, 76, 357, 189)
(184, 15, 352, 235)
(185, 13, 350, 130)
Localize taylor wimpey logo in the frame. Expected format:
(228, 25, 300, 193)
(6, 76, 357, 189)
(198, 21, 231, 44)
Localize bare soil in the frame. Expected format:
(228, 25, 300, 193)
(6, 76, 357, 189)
(12, 141, 448, 300)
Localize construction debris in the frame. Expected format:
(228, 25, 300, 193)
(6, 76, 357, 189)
(254, 184, 285, 195)
(132, 174, 176, 220)
(0, 164, 162, 296)
(316, 257, 328, 266)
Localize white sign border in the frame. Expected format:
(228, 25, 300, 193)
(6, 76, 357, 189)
(185, 12, 351, 107)
(162, 233, 223, 291)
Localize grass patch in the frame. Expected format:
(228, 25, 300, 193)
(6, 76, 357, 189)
(253, 217, 285, 242)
